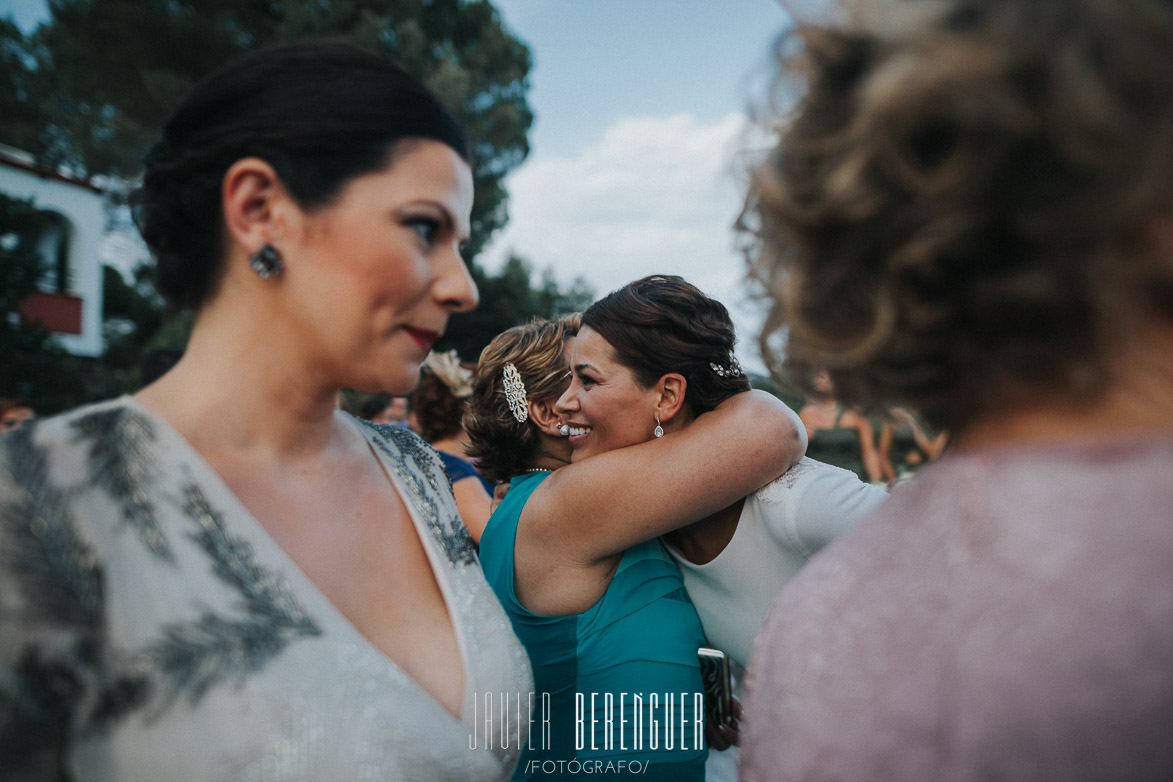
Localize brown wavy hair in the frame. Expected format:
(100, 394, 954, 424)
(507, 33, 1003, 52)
(464, 314, 581, 483)
(747, 0, 1173, 431)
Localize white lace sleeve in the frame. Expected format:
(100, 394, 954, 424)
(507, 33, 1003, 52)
(755, 458, 887, 558)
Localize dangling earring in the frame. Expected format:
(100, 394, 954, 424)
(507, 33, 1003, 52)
(559, 423, 570, 437)
(653, 413, 664, 438)
(249, 244, 283, 279)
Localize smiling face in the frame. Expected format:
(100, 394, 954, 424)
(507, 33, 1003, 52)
(280, 140, 477, 394)
(555, 325, 660, 462)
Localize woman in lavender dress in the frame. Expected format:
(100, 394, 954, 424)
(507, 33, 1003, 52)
(740, 1, 1173, 779)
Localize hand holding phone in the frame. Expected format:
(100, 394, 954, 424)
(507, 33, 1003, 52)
(698, 647, 741, 750)
(698, 647, 733, 724)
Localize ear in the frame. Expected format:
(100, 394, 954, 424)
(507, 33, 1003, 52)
(528, 397, 563, 437)
(655, 373, 688, 424)
(221, 157, 291, 254)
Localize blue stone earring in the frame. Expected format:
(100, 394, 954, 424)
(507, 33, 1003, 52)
(249, 244, 283, 279)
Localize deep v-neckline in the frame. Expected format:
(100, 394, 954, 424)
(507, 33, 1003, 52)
(123, 396, 474, 723)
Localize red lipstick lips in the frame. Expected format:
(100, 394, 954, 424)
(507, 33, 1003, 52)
(404, 327, 441, 353)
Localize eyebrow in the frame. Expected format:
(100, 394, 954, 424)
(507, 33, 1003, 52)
(572, 362, 597, 375)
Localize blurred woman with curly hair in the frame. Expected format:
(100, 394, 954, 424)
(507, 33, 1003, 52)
(740, 0, 1173, 779)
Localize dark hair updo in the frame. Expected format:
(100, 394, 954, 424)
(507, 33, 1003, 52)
(582, 275, 751, 417)
(133, 40, 469, 310)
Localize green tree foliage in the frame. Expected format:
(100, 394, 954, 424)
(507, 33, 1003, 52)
(101, 263, 166, 380)
(0, 19, 43, 156)
(1, 0, 594, 408)
(442, 255, 595, 361)
(4, 0, 533, 258)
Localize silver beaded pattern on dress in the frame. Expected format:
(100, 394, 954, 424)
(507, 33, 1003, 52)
(225, 639, 515, 782)
(70, 407, 175, 561)
(368, 424, 479, 567)
(1, 399, 531, 781)
(356, 419, 532, 774)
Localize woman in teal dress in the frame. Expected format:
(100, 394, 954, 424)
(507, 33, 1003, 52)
(466, 315, 805, 780)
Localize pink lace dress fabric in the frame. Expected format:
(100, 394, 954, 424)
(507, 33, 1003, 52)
(741, 437, 1173, 782)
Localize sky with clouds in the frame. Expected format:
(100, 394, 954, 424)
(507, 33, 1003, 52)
(1, 0, 798, 370)
(481, 0, 795, 371)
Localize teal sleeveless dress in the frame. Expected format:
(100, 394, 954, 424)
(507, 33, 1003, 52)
(479, 471, 709, 781)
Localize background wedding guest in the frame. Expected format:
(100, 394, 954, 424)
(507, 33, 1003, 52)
(0, 40, 530, 782)
(798, 368, 883, 482)
(359, 393, 392, 422)
(357, 393, 411, 427)
(741, 0, 1173, 779)
(384, 395, 411, 427)
(409, 349, 494, 543)
(877, 405, 947, 484)
(0, 398, 36, 432)
(357, 394, 412, 427)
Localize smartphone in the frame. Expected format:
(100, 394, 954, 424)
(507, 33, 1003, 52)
(697, 647, 732, 724)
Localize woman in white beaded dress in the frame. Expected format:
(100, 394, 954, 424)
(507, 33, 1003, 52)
(0, 41, 530, 782)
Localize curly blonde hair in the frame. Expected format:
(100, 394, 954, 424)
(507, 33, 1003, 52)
(464, 314, 581, 484)
(748, 0, 1173, 431)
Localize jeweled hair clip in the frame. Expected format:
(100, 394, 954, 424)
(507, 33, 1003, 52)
(710, 356, 744, 378)
(503, 363, 529, 423)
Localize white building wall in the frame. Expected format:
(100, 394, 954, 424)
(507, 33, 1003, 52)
(0, 157, 106, 357)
